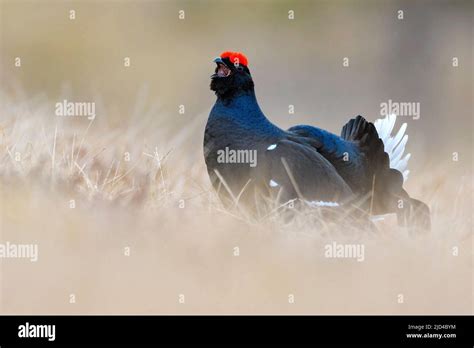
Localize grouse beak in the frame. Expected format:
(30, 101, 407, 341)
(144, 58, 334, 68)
(211, 57, 232, 79)
(213, 57, 224, 64)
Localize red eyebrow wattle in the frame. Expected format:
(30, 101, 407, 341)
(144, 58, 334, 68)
(220, 51, 248, 67)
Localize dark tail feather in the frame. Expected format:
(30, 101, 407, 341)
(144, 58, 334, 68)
(342, 115, 431, 231)
(397, 191, 431, 231)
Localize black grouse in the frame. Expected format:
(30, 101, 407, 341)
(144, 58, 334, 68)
(204, 51, 430, 230)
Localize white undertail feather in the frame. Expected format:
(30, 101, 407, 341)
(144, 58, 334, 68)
(374, 114, 411, 182)
(308, 201, 340, 207)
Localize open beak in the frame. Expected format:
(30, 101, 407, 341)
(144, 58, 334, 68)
(212, 57, 232, 78)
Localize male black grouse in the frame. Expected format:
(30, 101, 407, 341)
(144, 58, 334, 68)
(204, 51, 430, 230)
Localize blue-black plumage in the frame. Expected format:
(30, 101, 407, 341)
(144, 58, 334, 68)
(204, 51, 430, 230)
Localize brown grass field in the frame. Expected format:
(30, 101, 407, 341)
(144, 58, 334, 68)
(0, 88, 471, 314)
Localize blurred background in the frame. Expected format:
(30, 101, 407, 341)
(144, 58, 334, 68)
(1, 0, 472, 170)
(0, 0, 472, 314)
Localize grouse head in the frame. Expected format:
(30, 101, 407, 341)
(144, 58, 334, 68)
(210, 51, 254, 99)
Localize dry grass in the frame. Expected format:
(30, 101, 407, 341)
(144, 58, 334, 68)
(0, 90, 472, 314)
